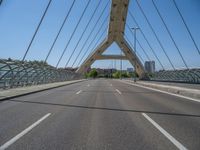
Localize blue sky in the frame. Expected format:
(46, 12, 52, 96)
(0, 0, 199, 70)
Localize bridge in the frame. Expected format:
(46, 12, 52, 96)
(0, 0, 200, 149)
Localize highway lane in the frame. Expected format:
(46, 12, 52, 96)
(111, 79, 200, 149)
(0, 80, 92, 147)
(0, 79, 199, 149)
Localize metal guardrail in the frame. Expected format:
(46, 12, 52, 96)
(150, 69, 200, 84)
(0, 59, 82, 89)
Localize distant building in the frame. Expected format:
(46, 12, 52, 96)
(144, 61, 155, 73)
(96, 68, 117, 74)
(127, 68, 134, 73)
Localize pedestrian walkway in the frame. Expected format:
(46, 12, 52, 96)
(123, 79, 200, 100)
(0, 79, 86, 101)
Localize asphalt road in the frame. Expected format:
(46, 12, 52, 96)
(0, 79, 199, 150)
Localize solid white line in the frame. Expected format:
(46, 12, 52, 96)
(0, 113, 51, 150)
(142, 113, 187, 150)
(115, 89, 122, 95)
(76, 90, 82, 94)
(120, 80, 200, 103)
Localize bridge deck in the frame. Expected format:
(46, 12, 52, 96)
(0, 79, 199, 149)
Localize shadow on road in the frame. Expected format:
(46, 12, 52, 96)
(7, 99, 200, 118)
(82, 90, 159, 94)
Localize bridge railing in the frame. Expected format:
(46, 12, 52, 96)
(0, 59, 82, 89)
(149, 68, 200, 84)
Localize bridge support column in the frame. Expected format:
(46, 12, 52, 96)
(76, 0, 148, 79)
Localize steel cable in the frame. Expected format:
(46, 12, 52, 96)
(71, 0, 111, 67)
(128, 11, 165, 70)
(126, 24, 151, 61)
(56, 0, 91, 68)
(152, 0, 188, 69)
(78, 28, 107, 66)
(77, 15, 109, 66)
(172, 0, 200, 56)
(135, 0, 175, 70)
(44, 0, 76, 62)
(65, 0, 102, 67)
(22, 0, 52, 61)
(124, 34, 145, 63)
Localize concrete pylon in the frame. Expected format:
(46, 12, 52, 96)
(76, 0, 147, 79)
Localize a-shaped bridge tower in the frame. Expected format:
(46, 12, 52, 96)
(76, 0, 147, 79)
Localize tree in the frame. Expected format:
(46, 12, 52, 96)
(88, 69, 98, 78)
(112, 71, 121, 78)
(122, 72, 130, 78)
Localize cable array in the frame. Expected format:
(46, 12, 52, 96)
(128, 11, 165, 70)
(3, 0, 198, 72)
(124, 34, 144, 63)
(135, 0, 175, 70)
(172, 0, 200, 56)
(55, 0, 92, 68)
(65, 0, 102, 67)
(126, 24, 151, 61)
(77, 15, 109, 66)
(152, 0, 188, 69)
(71, 0, 111, 67)
(45, 0, 76, 62)
(22, 0, 52, 61)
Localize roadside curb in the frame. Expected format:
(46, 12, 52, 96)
(137, 81, 200, 100)
(121, 79, 200, 101)
(0, 79, 86, 102)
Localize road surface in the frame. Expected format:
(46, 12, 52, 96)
(0, 79, 199, 150)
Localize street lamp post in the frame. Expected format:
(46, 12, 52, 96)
(120, 50, 122, 80)
(131, 27, 140, 82)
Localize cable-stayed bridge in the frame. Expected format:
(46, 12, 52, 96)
(0, 1, 200, 149)
(0, 0, 200, 88)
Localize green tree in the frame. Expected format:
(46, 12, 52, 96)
(112, 71, 121, 78)
(121, 72, 130, 78)
(88, 69, 98, 78)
